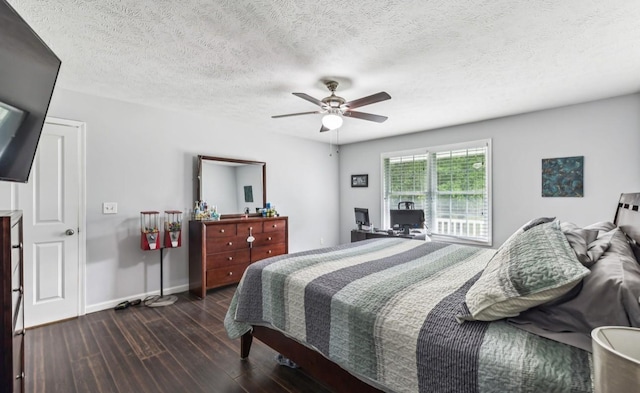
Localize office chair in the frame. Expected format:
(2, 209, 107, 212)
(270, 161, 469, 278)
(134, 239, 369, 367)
(397, 201, 415, 210)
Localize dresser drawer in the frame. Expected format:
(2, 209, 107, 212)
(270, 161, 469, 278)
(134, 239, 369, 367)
(12, 261, 22, 318)
(264, 219, 286, 233)
(206, 249, 250, 269)
(252, 231, 285, 247)
(14, 297, 23, 334)
(207, 235, 249, 253)
(11, 218, 20, 241)
(237, 222, 263, 235)
(13, 329, 24, 391)
(205, 223, 237, 238)
(252, 243, 286, 262)
(11, 239, 21, 277)
(189, 216, 287, 299)
(206, 263, 250, 288)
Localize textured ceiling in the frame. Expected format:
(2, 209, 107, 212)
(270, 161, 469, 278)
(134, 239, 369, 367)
(7, 0, 640, 144)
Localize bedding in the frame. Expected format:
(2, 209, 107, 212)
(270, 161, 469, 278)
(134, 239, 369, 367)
(561, 221, 616, 267)
(509, 225, 640, 351)
(457, 221, 590, 323)
(225, 237, 593, 393)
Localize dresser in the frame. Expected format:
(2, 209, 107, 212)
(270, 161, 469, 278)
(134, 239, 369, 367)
(189, 216, 288, 298)
(1, 211, 24, 392)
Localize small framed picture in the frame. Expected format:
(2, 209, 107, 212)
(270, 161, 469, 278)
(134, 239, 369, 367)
(351, 174, 368, 188)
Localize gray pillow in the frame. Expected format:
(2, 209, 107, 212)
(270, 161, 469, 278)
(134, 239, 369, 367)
(586, 229, 615, 264)
(561, 222, 612, 267)
(522, 216, 557, 232)
(457, 221, 589, 323)
(508, 227, 640, 351)
(584, 221, 617, 232)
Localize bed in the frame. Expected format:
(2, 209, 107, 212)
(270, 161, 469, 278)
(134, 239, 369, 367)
(224, 193, 640, 393)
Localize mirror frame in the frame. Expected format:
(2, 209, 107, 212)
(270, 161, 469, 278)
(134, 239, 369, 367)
(197, 155, 267, 218)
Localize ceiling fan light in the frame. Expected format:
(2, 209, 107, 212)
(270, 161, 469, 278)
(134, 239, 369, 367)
(322, 113, 343, 129)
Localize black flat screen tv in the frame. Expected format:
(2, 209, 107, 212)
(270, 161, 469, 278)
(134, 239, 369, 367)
(0, 0, 61, 183)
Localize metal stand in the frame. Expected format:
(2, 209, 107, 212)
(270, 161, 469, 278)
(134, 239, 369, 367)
(146, 247, 178, 307)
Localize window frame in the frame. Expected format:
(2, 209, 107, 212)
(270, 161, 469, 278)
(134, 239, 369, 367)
(380, 139, 492, 246)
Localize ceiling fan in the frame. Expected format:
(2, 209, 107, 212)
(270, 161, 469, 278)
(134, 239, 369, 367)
(272, 80, 391, 132)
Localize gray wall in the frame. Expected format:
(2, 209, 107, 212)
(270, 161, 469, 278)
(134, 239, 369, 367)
(338, 94, 640, 246)
(25, 88, 340, 310)
(3, 89, 639, 312)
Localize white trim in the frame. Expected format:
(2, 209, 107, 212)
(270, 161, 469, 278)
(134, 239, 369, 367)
(425, 139, 490, 153)
(379, 139, 490, 159)
(485, 139, 493, 247)
(44, 116, 88, 317)
(380, 147, 428, 159)
(9, 182, 17, 210)
(84, 283, 190, 314)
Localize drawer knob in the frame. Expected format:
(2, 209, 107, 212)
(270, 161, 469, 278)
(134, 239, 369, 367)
(272, 224, 277, 228)
(228, 271, 233, 276)
(228, 256, 233, 261)
(268, 236, 272, 241)
(227, 242, 233, 246)
(268, 250, 272, 254)
(220, 229, 225, 233)
(16, 371, 24, 380)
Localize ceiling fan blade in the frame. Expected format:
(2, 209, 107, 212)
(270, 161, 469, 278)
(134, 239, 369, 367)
(271, 111, 320, 119)
(344, 110, 388, 123)
(320, 124, 330, 132)
(292, 92, 324, 107)
(344, 92, 391, 110)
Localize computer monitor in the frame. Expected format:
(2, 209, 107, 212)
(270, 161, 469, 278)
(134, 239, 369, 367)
(354, 207, 370, 230)
(390, 209, 425, 233)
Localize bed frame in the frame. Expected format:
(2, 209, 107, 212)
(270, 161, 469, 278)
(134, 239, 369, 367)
(614, 192, 640, 246)
(241, 326, 382, 392)
(239, 192, 640, 393)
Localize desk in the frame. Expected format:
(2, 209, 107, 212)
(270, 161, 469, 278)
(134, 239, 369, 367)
(351, 229, 427, 242)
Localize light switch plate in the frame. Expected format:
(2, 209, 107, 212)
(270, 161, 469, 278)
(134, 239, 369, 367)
(103, 202, 118, 214)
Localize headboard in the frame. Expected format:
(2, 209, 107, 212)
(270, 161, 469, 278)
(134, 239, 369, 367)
(613, 192, 640, 248)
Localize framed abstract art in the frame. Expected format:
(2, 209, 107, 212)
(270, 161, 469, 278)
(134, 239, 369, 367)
(541, 156, 584, 197)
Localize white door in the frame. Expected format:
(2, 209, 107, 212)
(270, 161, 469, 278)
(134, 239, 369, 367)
(19, 118, 84, 327)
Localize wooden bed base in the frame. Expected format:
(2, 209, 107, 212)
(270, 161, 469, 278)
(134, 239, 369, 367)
(241, 326, 383, 393)
(239, 193, 640, 393)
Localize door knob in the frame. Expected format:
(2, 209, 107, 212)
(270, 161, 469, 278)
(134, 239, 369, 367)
(65, 228, 75, 236)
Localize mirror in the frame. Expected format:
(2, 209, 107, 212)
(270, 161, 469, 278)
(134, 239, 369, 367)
(197, 155, 266, 217)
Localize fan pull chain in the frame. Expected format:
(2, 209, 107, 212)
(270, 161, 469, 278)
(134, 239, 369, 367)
(329, 129, 340, 156)
(329, 131, 334, 156)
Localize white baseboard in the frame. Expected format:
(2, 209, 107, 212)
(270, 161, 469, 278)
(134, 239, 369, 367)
(84, 283, 190, 314)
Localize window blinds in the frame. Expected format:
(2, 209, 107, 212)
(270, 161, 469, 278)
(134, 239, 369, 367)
(382, 140, 491, 245)
(429, 145, 489, 243)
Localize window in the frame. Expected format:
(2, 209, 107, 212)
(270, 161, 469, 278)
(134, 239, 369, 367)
(382, 140, 491, 245)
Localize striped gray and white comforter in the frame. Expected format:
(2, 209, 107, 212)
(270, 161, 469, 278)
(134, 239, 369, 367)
(224, 238, 593, 393)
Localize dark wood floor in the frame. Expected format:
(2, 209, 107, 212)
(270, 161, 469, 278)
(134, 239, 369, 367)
(25, 285, 333, 393)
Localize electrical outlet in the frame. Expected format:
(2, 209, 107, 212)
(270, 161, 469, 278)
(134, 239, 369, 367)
(103, 202, 118, 214)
